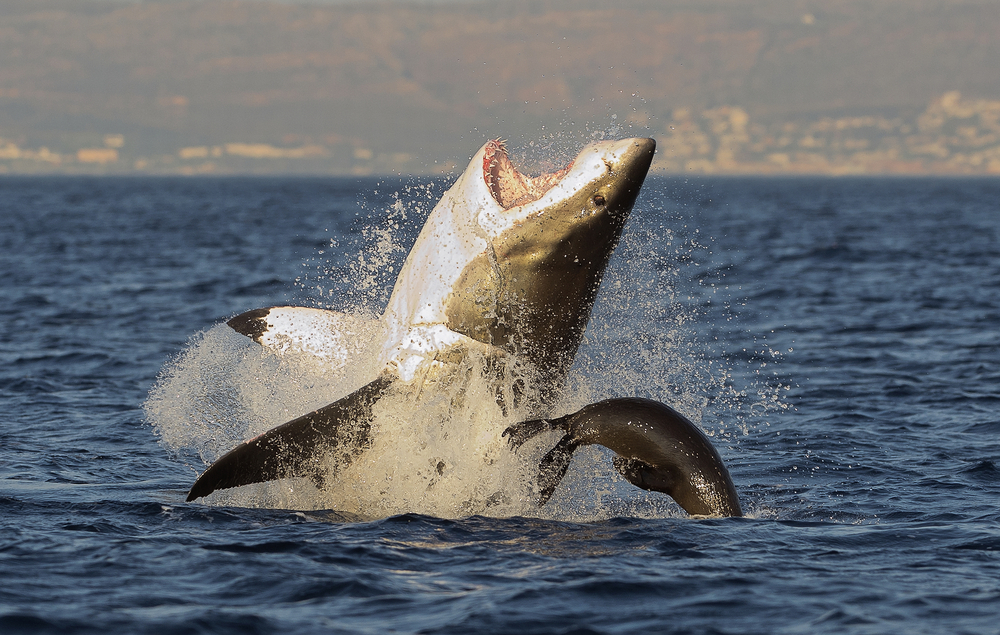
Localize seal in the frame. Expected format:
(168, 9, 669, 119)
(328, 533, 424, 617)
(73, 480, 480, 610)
(504, 398, 743, 517)
(186, 137, 657, 501)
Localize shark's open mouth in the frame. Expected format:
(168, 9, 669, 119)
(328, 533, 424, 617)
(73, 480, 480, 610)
(483, 139, 573, 210)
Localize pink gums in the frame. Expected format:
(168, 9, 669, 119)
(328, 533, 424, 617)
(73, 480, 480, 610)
(483, 139, 573, 210)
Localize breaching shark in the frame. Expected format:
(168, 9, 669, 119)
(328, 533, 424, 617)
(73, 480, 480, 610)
(182, 136, 742, 517)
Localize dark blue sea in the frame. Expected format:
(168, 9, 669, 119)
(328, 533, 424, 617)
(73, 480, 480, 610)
(2, 174, 998, 634)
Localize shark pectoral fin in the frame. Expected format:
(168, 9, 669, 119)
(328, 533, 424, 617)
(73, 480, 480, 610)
(537, 435, 580, 505)
(227, 306, 380, 365)
(186, 375, 394, 502)
(227, 307, 274, 342)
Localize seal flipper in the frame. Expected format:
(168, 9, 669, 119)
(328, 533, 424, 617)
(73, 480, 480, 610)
(612, 456, 676, 494)
(537, 435, 581, 505)
(502, 417, 557, 449)
(502, 414, 580, 504)
(186, 375, 393, 502)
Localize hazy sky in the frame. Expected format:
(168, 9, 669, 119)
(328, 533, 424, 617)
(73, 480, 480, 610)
(5, 0, 999, 175)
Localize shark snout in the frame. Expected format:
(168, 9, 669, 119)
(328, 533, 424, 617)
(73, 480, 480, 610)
(605, 137, 656, 175)
(582, 137, 656, 217)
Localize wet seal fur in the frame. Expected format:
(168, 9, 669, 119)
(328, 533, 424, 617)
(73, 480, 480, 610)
(504, 398, 742, 517)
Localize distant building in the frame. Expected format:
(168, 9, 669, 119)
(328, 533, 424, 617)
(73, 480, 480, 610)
(77, 148, 119, 164)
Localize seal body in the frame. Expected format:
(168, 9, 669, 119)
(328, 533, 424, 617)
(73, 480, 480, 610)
(504, 398, 743, 517)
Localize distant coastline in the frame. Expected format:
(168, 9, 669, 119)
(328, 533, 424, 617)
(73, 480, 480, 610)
(3, 91, 997, 177)
(2, 0, 998, 176)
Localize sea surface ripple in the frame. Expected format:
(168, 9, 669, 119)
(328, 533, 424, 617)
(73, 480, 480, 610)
(1, 176, 998, 634)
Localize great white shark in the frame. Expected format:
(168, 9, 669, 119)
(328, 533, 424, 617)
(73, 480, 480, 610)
(183, 136, 742, 517)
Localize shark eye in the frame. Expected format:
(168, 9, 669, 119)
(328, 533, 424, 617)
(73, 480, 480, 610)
(592, 194, 606, 206)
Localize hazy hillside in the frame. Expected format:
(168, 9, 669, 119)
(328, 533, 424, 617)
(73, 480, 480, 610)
(1, 0, 998, 174)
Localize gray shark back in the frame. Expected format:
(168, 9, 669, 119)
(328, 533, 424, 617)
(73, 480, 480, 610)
(446, 138, 656, 407)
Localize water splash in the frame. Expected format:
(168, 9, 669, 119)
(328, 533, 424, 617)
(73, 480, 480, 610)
(145, 145, 780, 520)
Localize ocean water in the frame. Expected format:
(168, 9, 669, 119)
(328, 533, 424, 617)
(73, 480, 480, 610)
(1, 173, 998, 634)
